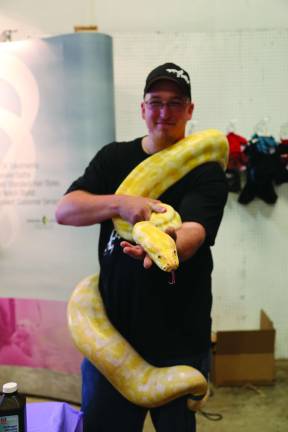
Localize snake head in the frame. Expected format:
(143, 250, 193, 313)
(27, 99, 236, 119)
(155, 245, 179, 272)
(132, 222, 179, 272)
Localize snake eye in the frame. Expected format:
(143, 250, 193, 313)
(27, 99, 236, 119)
(158, 255, 162, 259)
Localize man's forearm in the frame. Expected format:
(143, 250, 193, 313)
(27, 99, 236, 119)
(55, 190, 121, 226)
(175, 222, 206, 262)
(55, 191, 166, 227)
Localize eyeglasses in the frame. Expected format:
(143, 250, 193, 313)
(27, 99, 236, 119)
(144, 99, 188, 112)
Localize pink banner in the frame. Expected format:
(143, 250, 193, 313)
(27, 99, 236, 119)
(0, 298, 82, 373)
(0, 33, 114, 376)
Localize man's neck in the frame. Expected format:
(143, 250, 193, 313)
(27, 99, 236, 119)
(142, 135, 181, 155)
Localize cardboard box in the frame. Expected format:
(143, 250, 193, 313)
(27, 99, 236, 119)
(211, 310, 276, 386)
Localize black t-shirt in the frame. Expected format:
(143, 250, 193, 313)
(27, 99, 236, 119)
(66, 137, 228, 360)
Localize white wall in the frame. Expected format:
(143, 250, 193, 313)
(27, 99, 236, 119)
(0, 0, 288, 39)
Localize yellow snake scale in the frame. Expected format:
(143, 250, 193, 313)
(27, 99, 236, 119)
(67, 129, 229, 410)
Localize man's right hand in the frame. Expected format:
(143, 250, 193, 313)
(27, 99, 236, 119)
(117, 195, 166, 225)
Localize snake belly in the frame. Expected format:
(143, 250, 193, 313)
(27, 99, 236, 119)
(67, 129, 229, 409)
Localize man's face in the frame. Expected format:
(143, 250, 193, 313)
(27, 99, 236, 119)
(141, 80, 194, 146)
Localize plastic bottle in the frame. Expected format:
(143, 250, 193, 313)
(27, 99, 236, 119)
(0, 382, 27, 432)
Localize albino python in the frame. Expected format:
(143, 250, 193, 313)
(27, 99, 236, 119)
(67, 129, 229, 410)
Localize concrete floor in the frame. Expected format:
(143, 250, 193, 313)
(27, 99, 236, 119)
(27, 360, 288, 431)
(144, 360, 288, 431)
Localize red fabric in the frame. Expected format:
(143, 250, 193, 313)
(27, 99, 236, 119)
(226, 132, 248, 170)
(280, 139, 288, 163)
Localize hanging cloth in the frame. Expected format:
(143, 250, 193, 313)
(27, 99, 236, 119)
(226, 132, 248, 170)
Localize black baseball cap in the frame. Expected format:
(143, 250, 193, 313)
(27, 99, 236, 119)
(144, 62, 191, 100)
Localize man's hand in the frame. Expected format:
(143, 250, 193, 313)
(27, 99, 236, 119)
(117, 195, 166, 225)
(120, 226, 177, 269)
(120, 241, 153, 269)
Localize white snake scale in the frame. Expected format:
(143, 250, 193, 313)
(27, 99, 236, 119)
(67, 129, 229, 410)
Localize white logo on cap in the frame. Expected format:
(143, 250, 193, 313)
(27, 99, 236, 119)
(166, 68, 190, 84)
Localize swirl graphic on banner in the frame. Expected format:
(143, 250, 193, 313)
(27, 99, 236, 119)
(0, 52, 39, 249)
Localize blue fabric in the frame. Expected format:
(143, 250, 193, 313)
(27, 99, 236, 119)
(249, 134, 278, 154)
(27, 402, 83, 432)
(81, 351, 210, 432)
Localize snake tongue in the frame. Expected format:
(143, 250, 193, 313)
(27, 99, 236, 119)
(168, 271, 176, 285)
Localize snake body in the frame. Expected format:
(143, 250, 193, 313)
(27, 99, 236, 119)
(67, 129, 229, 409)
(68, 274, 208, 407)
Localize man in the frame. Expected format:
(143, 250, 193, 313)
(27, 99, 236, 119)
(55, 63, 228, 431)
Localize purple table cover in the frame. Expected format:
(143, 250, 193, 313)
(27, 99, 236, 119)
(27, 402, 83, 432)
